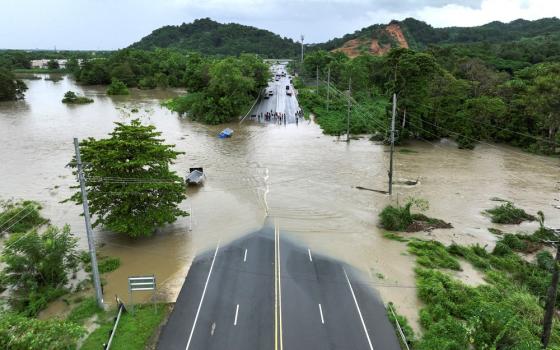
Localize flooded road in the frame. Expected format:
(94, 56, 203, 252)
(1, 74, 559, 329)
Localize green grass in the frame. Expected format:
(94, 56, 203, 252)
(408, 239, 461, 270)
(98, 257, 121, 273)
(81, 304, 168, 350)
(485, 202, 535, 224)
(66, 297, 103, 325)
(383, 232, 409, 242)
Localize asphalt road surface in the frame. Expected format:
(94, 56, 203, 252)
(250, 64, 301, 124)
(157, 220, 401, 350)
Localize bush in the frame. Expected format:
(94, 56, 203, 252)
(106, 78, 129, 95)
(0, 199, 46, 234)
(0, 313, 84, 350)
(1, 225, 78, 315)
(485, 202, 535, 224)
(98, 256, 121, 273)
(408, 239, 461, 270)
(379, 204, 413, 231)
(62, 91, 93, 104)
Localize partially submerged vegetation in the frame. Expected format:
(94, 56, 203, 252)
(383, 205, 560, 349)
(81, 304, 169, 350)
(379, 198, 452, 232)
(106, 78, 129, 95)
(62, 90, 94, 104)
(485, 201, 536, 224)
(164, 54, 269, 124)
(0, 199, 46, 234)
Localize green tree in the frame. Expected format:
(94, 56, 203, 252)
(68, 119, 187, 237)
(455, 96, 507, 149)
(47, 59, 60, 70)
(0, 225, 78, 315)
(0, 68, 27, 101)
(106, 78, 129, 95)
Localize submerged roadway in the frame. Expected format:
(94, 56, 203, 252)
(157, 221, 401, 350)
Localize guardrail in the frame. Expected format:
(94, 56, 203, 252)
(388, 303, 411, 350)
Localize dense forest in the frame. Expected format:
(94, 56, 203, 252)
(130, 18, 300, 58)
(297, 45, 560, 154)
(164, 53, 270, 124)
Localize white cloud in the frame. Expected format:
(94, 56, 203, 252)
(417, 0, 560, 27)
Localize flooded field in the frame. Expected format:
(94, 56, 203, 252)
(1, 74, 559, 329)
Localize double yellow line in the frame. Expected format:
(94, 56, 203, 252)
(274, 220, 283, 350)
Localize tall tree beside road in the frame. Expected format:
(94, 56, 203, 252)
(68, 119, 187, 237)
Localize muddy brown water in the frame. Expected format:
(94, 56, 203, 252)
(1, 75, 559, 330)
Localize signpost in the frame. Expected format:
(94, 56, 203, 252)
(128, 275, 156, 314)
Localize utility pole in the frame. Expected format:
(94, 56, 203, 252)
(542, 229, 560, 349)
(316, 65, 319, 93)
(300, 35, 304, 65)
(346, 77, 351, 142)
(388, 93, 396, 195)
(326, 66, 331, 111)
(73, 138, 104, 309)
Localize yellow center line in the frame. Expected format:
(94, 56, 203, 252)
(278, 221, 283, 350)
(274, 221, 278, 350)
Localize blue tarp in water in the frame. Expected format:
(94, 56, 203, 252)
(218, 128, 234, 138)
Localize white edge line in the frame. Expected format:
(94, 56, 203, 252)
(318, 304, 325, 324)
(243, 248, 247, 262)
(234, 304, 240, 326)
(308, 248, 313, 262)
(343, 268, 374, 350)
(185, 242, 220, 350)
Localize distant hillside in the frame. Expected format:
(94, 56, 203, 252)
(130, 18, 300, 58)
(316, 17, 560, 57)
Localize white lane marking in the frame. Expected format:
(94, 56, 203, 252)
(234, 304, 239, 326)
(243, 248, 247, 262)
(308, 248, 313, 262)
(343, 268, 374, 350)
(185, 242, 220, 350)
(318, 304, 325, 324)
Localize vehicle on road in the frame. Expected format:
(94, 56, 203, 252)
(186, 167, 205, 185)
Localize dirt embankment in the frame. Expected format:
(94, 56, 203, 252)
(334, 22, 409, 56)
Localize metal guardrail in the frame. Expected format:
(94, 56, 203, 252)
(388, 303, 411, 350)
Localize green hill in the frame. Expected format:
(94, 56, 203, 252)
(315, 17, 560, 57)
(129, 18, 300, 58)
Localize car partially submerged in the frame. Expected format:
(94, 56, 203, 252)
(186, 167, 205, 185)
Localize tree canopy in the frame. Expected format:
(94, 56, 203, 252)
(68, 119, 187, 237)
(0, 68, 27, 101)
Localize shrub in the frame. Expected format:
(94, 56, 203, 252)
(62, 90, 93, 104)
(98, 257, 121, 273)
(106, 78, 129, 95)
(62, 91, 93, 104)
(0, 199, 46, 234)
(1, 225, 78, 315)
(379, 198, 428, 231)
(408, 240, 461, 270)
(485, 202, 535, 224)
(0, 313, 84, 349)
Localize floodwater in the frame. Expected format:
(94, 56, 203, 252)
(1, 74, 559, 330)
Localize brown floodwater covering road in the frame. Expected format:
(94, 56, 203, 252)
(1, 75, 559, 330)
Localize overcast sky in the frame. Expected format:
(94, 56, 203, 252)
(1, 0, 559, 50)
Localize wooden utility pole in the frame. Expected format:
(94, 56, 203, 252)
(388, 93, 396, 195)
(346, 77, 351, 142)
(74, 138, 104, 309)
(542, 229, 560, 349)
(326, 66, 331, 111)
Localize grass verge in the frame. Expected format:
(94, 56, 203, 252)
(80, 303, 169, 350)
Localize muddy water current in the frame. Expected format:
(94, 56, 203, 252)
(1, 74, 558, 329)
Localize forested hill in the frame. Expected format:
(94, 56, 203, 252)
(315, 17, 560, 57)
(129, 18, 300, 57)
